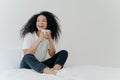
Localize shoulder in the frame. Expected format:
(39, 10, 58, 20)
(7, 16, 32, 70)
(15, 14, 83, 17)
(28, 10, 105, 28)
(25, 32, 32, 36)
(24, 32, 35, 39)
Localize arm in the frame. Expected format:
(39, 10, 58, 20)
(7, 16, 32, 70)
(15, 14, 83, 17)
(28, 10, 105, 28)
(23, 32, 44, 54)
(23, 38, 42, 54)
(46, 32, 56, 57)
(48, 38, 56, 57)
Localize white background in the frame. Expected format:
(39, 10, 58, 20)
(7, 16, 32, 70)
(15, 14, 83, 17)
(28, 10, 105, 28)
(0, 0, 120, 67)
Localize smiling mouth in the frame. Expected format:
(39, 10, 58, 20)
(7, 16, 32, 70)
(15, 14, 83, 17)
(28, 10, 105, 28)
(38, 26, 44, 28)
(39, 26, 43, 27)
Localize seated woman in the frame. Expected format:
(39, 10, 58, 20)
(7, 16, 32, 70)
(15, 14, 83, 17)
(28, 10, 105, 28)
(20, 11, 68, 75)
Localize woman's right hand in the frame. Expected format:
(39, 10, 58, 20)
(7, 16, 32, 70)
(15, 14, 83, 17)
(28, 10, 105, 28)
(38, 31, 45, 41)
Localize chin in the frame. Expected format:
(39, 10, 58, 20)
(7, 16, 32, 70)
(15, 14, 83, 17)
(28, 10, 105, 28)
(37, 28, 42, 31)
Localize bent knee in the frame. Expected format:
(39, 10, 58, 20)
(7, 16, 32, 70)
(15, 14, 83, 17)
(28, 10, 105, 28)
(23, 54, 34, 60)
(59, 50, 68, 57)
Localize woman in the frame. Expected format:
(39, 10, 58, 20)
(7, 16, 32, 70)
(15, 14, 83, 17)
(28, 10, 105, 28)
(20, 11, 68, 75)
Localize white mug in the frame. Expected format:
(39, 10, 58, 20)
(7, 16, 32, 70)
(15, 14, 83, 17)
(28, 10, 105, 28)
(41, 29, 51, 36)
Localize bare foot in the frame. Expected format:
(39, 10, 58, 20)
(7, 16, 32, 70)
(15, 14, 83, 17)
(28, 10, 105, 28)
(43, 67, 56, 75)
(51, 68, 59, 73)
(53, 64, 62, 70)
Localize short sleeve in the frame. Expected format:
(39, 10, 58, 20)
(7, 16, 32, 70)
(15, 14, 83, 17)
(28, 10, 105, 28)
(22, 33, 33, 49)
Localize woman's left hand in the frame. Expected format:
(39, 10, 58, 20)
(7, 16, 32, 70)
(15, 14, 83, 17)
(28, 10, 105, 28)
(46, 31, 52, 40)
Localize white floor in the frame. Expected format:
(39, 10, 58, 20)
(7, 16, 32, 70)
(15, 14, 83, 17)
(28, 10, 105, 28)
(0, 65, 120, 80)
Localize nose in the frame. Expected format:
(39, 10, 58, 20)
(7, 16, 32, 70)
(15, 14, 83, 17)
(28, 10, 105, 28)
(38, 21, 43, 25)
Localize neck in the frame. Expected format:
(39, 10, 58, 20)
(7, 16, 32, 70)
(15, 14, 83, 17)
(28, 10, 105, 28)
(36, 31, 41, 37)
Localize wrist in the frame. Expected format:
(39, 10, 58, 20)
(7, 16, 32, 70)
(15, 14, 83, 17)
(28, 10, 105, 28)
(38, 37, 43, 41)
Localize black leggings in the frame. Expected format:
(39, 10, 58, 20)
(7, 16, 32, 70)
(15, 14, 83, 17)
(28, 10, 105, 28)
(20, 50, 68, 73)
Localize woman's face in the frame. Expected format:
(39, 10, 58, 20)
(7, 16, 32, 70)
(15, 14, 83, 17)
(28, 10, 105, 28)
(36, 15, 47, 31)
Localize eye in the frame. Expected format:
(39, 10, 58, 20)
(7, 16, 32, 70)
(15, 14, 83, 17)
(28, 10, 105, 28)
(42, 19, 47, 22)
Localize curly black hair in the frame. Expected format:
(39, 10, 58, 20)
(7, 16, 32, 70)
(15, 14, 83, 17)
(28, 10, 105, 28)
(20, 11, 61, 42)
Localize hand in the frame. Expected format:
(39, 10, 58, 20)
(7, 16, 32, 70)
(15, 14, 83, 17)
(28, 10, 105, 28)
(38, 31, 45, 41)
(46, 31, 52, 40)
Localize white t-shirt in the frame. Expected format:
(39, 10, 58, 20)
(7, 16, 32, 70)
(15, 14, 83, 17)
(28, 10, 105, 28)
(22, 32, 50, 61)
